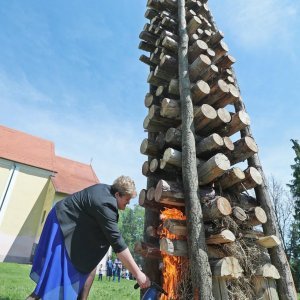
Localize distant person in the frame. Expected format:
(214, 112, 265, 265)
(98, 264, 103, 281)
(116, 262, 122, 283)
(106, 256, 113, 281)
(112, 263, 117, 282)
(26, 176, 150, 300)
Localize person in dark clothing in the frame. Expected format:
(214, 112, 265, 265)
(106, 256, 113, 281)
(98, 264, 103, 281)
(26, 176, 150, 300)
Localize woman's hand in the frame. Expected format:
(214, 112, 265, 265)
(136, 271, 151, 289)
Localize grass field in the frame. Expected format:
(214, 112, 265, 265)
(0, 262, 299, 300)
(0, 262, 139, 300)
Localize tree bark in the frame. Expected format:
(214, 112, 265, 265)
(178, 0, 214, 299)
(234, 87, 297, 300)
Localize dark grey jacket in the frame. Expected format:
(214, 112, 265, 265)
(55, 184, 127, 273)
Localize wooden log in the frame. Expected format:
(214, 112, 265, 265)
(161, 16, 177, 30)
(189, 54, 212, 82)
(197, 153, 231, 185)
(178, 2, 214, 297)
(203, 79, 229, 107)
(206, 47, 215, 59)
(160, 238, 188, 256)
(159, 54, 178, 73)
(213, 84, 240, 109)
(246, 207, 268, 226)
(148, 104, 181, 127)
(168, 78, 180, 96)
(162, 147, 182, 168)
(142, 161, 151, 177)
(212, 278, 229, 300)
(139, 189, 148, 206)
(147, 0, 162, 11)
(139, 30, 157, 45)
(140, 54, 156, 67)
(160, 98, 181, 120)
(134, 241, 162, 259)
(210, 257, 243, 279)
(202, 196, 232, 221)
(217, 110, 250, 137)
(163, 219, 187, 236)
(145, 8, 158, 20)
(165, 127, 182, 149)
(206, 229, 236, 244)
(150, 51, 160, 65)
(187, 16, 202, 36)
(233, 193, 260, 210)
(186, 9, 196, 22)
(149, 158, 160, 173)
(194, 104, 217, 133)
(188, 39, 208, 63)
(253, 277, 280, 300)
(146, 225, 159, 239)
(216, 167, 245, 190)
(231, 166, 263, 193)
(143, 115, 171, 133)
(162, 36, 178, 53)
(201, 108, 233, 135)
(139, 41, 156, 52)
(226, 136, 258, 165)
(257, 235, 281, 248)
(144, 92, 157, 108)
(207, 245, 228, 259)
(147, 71, 169, 86)
(154, 63, 176, 81)
(217, 54, 236, 70)
(195, 133, 224, 157)
(159, 159, 181, 177)
(191, 80, 210, 104)
(159, 0, 177, 10)
(154, 179, 185, 205)
(147, 187, 156, 201)
(201, 64, 219, 85)
(208, 31, 224, 47)
(189, 33, 199, 44)
(255, 263, 280, 279)
(199, 29, 212, 42)
(232, 206, 248, 223)
(140, 138, 160, 157)
(223, 136, 234, 152)
(212, 40, 229, 63)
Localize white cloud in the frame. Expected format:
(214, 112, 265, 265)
(0, 71, 147, 202)
(210, 0, 299, 50)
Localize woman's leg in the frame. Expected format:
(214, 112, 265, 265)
(78, 268, 96, 300)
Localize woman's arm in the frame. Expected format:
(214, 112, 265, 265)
(117, 248, 150, 288)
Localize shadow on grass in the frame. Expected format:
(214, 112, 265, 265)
(0, 297, 10, 300)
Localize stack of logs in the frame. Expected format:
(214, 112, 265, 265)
(136, 0, 281, 299)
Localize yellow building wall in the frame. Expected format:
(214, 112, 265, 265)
(0, 162, 53, 263)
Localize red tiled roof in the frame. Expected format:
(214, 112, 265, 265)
(51, 156, 99, 195)
(0, 125, 55, 172)
(0, 125, 99, 195)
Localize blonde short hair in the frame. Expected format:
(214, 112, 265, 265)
(112, 176, 137, 198)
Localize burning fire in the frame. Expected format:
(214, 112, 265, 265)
(159, 208, 188, 300)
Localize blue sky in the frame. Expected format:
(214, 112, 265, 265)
(0, 0, 299, 203)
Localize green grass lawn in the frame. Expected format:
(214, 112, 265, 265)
(0, 262, 139, 300)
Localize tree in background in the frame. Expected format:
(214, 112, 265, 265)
(269, 176, 294, 253)
(119, 205, 145, 265)
(287, 139, 300, 291)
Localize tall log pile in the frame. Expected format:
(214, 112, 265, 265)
(136, 0, 296, 299)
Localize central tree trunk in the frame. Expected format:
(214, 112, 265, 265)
(178, 0, 214, 299)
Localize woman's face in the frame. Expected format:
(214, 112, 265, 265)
(115, 192, 131, 210)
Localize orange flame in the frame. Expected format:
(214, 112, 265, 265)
(160, 208, 188, 300)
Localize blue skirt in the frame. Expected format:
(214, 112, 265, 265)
(30, 207, 89, 300)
